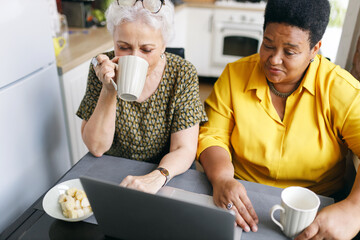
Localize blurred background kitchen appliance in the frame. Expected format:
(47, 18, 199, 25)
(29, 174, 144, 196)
(211, 9, 264, 67)
(0, 0, 71, 233)
(171, 0, 184, 6)
(235, 0, 263, 2)
(61, 0, 95, 27)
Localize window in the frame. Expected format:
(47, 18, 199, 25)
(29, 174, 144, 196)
(321, 0, 349, 62)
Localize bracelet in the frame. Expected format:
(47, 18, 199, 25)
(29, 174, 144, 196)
(156, 167, 170, 187)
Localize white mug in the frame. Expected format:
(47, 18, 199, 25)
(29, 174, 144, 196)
(110, 55, 149, 101)
(270, 186, 320, 238)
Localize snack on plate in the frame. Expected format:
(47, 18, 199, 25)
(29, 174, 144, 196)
(58, 187, 92, 219)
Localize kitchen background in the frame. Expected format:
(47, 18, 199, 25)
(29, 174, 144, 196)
(0, 0, 359, 235)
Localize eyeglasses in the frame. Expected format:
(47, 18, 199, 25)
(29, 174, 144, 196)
(116, 0, 165, 14)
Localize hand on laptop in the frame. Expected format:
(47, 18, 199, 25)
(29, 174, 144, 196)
(119, 170, 167, 194)
(212, 177, 259, 233)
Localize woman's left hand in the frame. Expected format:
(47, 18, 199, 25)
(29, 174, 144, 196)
(295, 199, 360, 240)
(119, 125, 199, 194)
(119, 170, 166, 194)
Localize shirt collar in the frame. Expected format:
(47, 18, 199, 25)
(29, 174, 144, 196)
(245, 56, 267, 101)
(300, 55, 320, 96)
(245, 54, 320, 98)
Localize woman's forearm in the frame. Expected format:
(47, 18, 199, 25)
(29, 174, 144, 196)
(199, 146, 235, 185)
(157, 125, 199, 180)
(345, 165, 360, 217)
(82, 87, 117, 157)
(158, 145, 196, 179)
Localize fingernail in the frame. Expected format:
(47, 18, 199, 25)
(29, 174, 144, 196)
(252, 225, 258, 232)
(244, 226, 250, 232)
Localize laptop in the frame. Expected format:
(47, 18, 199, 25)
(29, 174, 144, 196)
(80, 176, 242, 240)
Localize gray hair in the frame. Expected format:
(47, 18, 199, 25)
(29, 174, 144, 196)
(105, 0, 174, 44)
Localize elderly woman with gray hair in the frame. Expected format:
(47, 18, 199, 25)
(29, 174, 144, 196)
(76, 0, 207, 194)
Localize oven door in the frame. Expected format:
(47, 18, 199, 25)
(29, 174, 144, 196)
(212, 21, 263, 66)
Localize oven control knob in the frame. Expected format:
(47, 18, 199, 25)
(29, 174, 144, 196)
(241, 15, 246, 22)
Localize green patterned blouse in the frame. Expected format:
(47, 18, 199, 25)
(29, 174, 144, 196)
(76, 51, 208, 163)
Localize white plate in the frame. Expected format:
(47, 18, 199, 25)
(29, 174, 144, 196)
(42, 178, 93, 222)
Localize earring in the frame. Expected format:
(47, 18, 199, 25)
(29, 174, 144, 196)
(310, 59, 314, 63)
(160, 53, 165, 59)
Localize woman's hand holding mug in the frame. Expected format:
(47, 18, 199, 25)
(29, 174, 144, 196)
(92, 55, 149, 101)
(270, 186, 320, 238)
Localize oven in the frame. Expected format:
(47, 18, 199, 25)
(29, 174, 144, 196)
(211, 9, 264, 67)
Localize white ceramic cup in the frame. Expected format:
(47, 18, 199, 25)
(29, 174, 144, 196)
(110, 55, 149, 101)
(270, 186, 320, 238)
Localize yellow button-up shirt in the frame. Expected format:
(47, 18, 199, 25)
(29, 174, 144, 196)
(198, 54, 360, 195)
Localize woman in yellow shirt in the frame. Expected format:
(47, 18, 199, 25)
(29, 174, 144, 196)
(197, 0, 360, 239)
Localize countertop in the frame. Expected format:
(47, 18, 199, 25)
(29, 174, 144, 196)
(56, 27, 113, 74)
(55, 1, 265, 75)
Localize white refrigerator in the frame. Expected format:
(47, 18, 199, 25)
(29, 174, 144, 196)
(0, 0, 71, 233)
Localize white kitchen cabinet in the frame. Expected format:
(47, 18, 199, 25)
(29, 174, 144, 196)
(167, 6, 214, 76)
(59, 60, 90, 165)
(168, 7, 188, 48)
(56, 26, 113, 165)
(185, 7, 214, 77)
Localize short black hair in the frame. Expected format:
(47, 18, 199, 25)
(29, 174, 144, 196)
(263, 0, 330, 49)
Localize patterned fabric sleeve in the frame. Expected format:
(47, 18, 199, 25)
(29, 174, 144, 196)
(76, 59, 103, 121)
(170, 60, 208, 133)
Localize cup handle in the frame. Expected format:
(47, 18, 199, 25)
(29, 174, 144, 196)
(110, 63, 118, 91)
(270, 204, 285, 231)
(110, 79, 117, 91)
